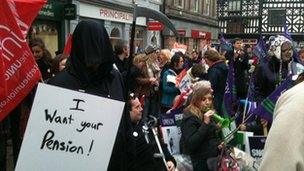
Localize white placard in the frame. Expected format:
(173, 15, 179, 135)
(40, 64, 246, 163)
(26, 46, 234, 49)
(15, 83, 125, 171)
(161, 126, 181, 155)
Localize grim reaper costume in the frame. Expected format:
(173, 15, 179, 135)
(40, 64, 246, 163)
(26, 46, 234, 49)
(48, 20, 126, 171)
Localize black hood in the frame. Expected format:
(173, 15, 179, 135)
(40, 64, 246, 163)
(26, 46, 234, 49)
(66, 20, 114, 85)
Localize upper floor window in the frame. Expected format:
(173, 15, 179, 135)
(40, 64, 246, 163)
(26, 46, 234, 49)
(228, 0, 241, 11)
(268, 9, 286, 27)
(203, 0, 210, 15)
(174, 0, 184, 9)
(190, 0, 199, 12)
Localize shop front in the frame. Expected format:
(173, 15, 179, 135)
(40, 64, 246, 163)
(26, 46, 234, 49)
(79, 2, 146, 50)
(163, 19, 218, 53)
(29, 0, 67, 58)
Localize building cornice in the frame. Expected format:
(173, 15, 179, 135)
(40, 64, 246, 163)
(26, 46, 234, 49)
(79, 0, 134, 13)
(166, 8, 218, 27)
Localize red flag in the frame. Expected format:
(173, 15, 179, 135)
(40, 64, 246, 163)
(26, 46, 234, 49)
(0, 0, 45, 121)
(0, 53, 7, 100)
(63, 34, 72, 57)
(175, 69, 187, 87)
(171, 89, 190, 110)
(13, 0, 47, 36)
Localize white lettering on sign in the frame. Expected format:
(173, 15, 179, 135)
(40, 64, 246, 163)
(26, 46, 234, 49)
(251, 149, 264, 157)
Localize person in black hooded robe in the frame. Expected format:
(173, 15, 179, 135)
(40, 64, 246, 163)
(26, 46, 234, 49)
(47, 20, 126, 171)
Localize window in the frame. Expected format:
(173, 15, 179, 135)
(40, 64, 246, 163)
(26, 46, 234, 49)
(190, 0, 199, 12)
(174, 0, 184, 8)
(30, 21, 59, 57)
(177, 37, 188, 46)
(110, 27, 120, 38)
(203, 0, 210, 15)
(268, 9, 286, 27)
(110, 27, 121, 48)
(227, 20, 243, 33)
(228, 0, 241, 11)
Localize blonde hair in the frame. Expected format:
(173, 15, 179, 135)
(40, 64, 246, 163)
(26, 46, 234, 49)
(160, 49, 172, 62)
(185, 84, 213, 120)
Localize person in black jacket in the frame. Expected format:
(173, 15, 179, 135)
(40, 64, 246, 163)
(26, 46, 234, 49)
(253, 35, 292, 103)
(114, 39, 129, 74)
(47, 20, 125, 171)
(204, 49, 228, 115)
(126, 93, 176, 171)
(225, 38, 250, 99)
(29, 38, 53, 81)
(180, 83, 223, 171)
(240, 36, 293, 135)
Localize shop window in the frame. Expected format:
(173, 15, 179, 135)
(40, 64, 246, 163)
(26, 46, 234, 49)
(130, 27, 145, 50)
(193, 39, 200, 52)
(110, 27, 121, 38)
(177, 37, 188, 46)
(30, 21, 59, 58)
(110, 27, 121, 48)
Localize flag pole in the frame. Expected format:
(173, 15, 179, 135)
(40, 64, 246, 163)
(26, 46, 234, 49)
(124, 3, 137, 100)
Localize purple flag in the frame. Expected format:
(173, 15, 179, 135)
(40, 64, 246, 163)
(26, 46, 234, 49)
(221, 60, 237, 117)
(252, 36, 267, 63)
(283, 24, 292, 41)
(252, 76, 294, 122)
(220, 32, 233, 52)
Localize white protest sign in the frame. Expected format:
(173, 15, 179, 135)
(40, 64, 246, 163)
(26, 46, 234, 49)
(178, 71, 193, 92)
(248, 136, 266, 165)
(161, 126, 181, 155)
(170, 42, 188, 55)
(15, 83, 125, 171)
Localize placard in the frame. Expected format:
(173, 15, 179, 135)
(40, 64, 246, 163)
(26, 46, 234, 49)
(15, 83, 125, 171)
(248, 136, 266, 165)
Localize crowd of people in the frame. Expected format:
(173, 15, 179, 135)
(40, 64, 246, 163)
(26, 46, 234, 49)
(1, 19, 304, 171)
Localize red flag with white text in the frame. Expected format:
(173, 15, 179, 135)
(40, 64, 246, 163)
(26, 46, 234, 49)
(0, 0, 45, 121)
(0, 53, 6, 100)
(13, 0, 47, 36)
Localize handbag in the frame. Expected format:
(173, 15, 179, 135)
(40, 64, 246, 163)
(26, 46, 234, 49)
(207, 147, 240, 171)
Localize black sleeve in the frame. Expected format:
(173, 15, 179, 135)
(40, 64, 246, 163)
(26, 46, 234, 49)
(208, 68, 220, 92)
(225, 51, 234, 62)
(252, 65, 267, 103)
(161, 143, 177, 167)
(181, 117, 216, 153)
(241, 53, 250, 70)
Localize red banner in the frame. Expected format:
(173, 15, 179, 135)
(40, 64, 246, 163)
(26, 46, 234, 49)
(147, 21, 164, 31)
(0, 0, 45, 121)
(0, 53, 7, 100)
(63, 34, 72, 57)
